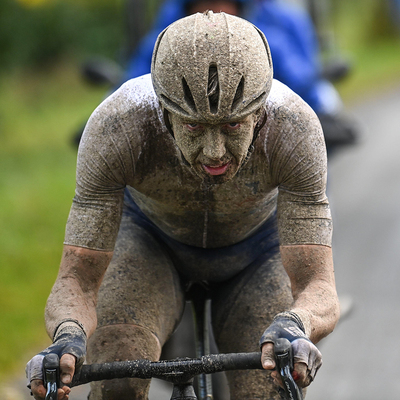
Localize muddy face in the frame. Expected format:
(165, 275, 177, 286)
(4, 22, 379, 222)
(169, 113, 258, 183)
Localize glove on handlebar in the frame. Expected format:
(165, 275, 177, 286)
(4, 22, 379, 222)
(26, 320, 86, 388)
(260, 311, 322, 384)
(259, 311, 310, 348)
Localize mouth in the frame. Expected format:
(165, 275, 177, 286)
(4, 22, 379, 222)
(202, 162, 231, 176)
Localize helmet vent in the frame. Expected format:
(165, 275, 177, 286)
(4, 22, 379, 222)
(182, 77, 197, 113)
(241, 91, 267, 114)
(231, 76, 245, 112)
(160, 94, 190, 117)
(207, 64, 220, 114)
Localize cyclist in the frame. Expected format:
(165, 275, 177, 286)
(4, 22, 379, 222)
(27, 12, 339, 399)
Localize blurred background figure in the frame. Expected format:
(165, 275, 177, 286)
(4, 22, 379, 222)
(78, 0, 359, 155)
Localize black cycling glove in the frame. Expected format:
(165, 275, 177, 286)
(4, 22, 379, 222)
(260, 311, 322, 385)
(26, 320, 86, 388)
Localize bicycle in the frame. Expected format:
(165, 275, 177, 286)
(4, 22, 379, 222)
(43, 286, 303, 400)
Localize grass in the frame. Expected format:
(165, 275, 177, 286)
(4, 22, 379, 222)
(1, 1, 400, 384)
(336, 37, 400, 103)
(0, 60, 108, 379)
(331, 0, 400, 102)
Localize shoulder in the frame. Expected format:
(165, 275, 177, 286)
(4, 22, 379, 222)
(80, 74, 164, 161)
(103, 74, 160, 117)
(267, 80, 303, 109)
(266, 80, 320, 127)
(84, 74, 162, 136)
(260, 80, 325, 177)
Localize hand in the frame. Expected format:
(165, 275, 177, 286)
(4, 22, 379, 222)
(261, 338, 322, 388)
(29, 354, 75, 399)
(259, 311, 322, 388)
(26, 322, 86, 399)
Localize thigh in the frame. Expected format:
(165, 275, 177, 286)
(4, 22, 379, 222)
(212, 250, 292, 400)
(87, 213, 185, 399)
(94, 212, 185, 341)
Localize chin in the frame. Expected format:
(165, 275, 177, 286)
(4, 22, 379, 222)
(206, 174, 233, 184)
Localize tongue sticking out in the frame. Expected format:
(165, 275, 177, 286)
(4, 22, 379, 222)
(203, 163, 230, 176)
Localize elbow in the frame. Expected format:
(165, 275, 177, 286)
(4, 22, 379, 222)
(331, 297, 341, 331)
(325, 294, 341, 336)
(312, 293, 340, 343)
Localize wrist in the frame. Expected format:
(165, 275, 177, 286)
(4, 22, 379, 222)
(45, 319, 87, 369)
(259, 311, 309, 349)
(289, 308, 312, 338)
(272, 311, 306, 332)
(53, 318, 87, 341)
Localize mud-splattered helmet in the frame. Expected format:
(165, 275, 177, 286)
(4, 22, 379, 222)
(151, 11, 273, 123)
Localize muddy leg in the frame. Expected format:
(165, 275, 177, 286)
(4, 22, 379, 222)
(87, 215, 185, 399)
(212, 251, 293, 400)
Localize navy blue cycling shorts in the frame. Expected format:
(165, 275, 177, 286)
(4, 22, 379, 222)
(123, 188, 281, 283)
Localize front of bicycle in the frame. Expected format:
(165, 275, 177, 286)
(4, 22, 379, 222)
(43, 286, 303, 400)
(43, 343, 302, 400)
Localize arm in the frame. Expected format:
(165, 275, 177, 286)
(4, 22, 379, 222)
(262, 89, 339, 387)
(261, 244, 339, 389)
(28, 246, 113, 399)
(27, 84, 145, 399)
(261, 244, 339, 387)
(45, 245, 113, 339)
(280, 244, 339, 344)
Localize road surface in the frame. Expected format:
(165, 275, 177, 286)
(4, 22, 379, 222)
(307, 83, 400, 399)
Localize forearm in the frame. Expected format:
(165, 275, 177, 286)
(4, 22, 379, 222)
(280, 244, 340, 343)
(45, 245, 113, 339)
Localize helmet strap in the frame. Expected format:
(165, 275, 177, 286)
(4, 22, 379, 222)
(253, 107, 268, 144)
(241, 108, 267, 167)
(163, 108, 174, 138)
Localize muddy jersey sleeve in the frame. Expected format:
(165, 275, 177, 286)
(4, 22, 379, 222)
(266, 85, 332, 246)
(63, 78, 153, 251)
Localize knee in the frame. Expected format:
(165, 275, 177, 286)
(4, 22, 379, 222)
(227, 370, 282, 400)
(89, 377, 151, 400)
(87, 324, 162, 399)
(87, 323, 162, 364)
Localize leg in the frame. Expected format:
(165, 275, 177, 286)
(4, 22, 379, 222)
(212, 251, 293, 400)
(87, 213, 185, 399)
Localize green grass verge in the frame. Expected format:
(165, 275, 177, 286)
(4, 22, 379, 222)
(0, 61, 107, 379)
(336, 37, 400, 104)
(332, 0, 400, 102)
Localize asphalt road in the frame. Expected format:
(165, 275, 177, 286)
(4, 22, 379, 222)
(4, 83, 400, 399)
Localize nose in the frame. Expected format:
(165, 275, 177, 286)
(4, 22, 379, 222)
(202, 128, 226, 160)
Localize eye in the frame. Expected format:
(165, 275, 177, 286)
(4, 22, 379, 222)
(186, 123, 201, 131)
(226, 122, 240, 129)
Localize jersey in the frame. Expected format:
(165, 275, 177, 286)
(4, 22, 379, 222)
(64, 74, 332, 254)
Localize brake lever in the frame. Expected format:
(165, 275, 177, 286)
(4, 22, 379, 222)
(274, 338, 303, 400)
(43, 353, 60, 400)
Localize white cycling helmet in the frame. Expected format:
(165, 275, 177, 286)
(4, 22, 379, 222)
(151, 11, 273, 123)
